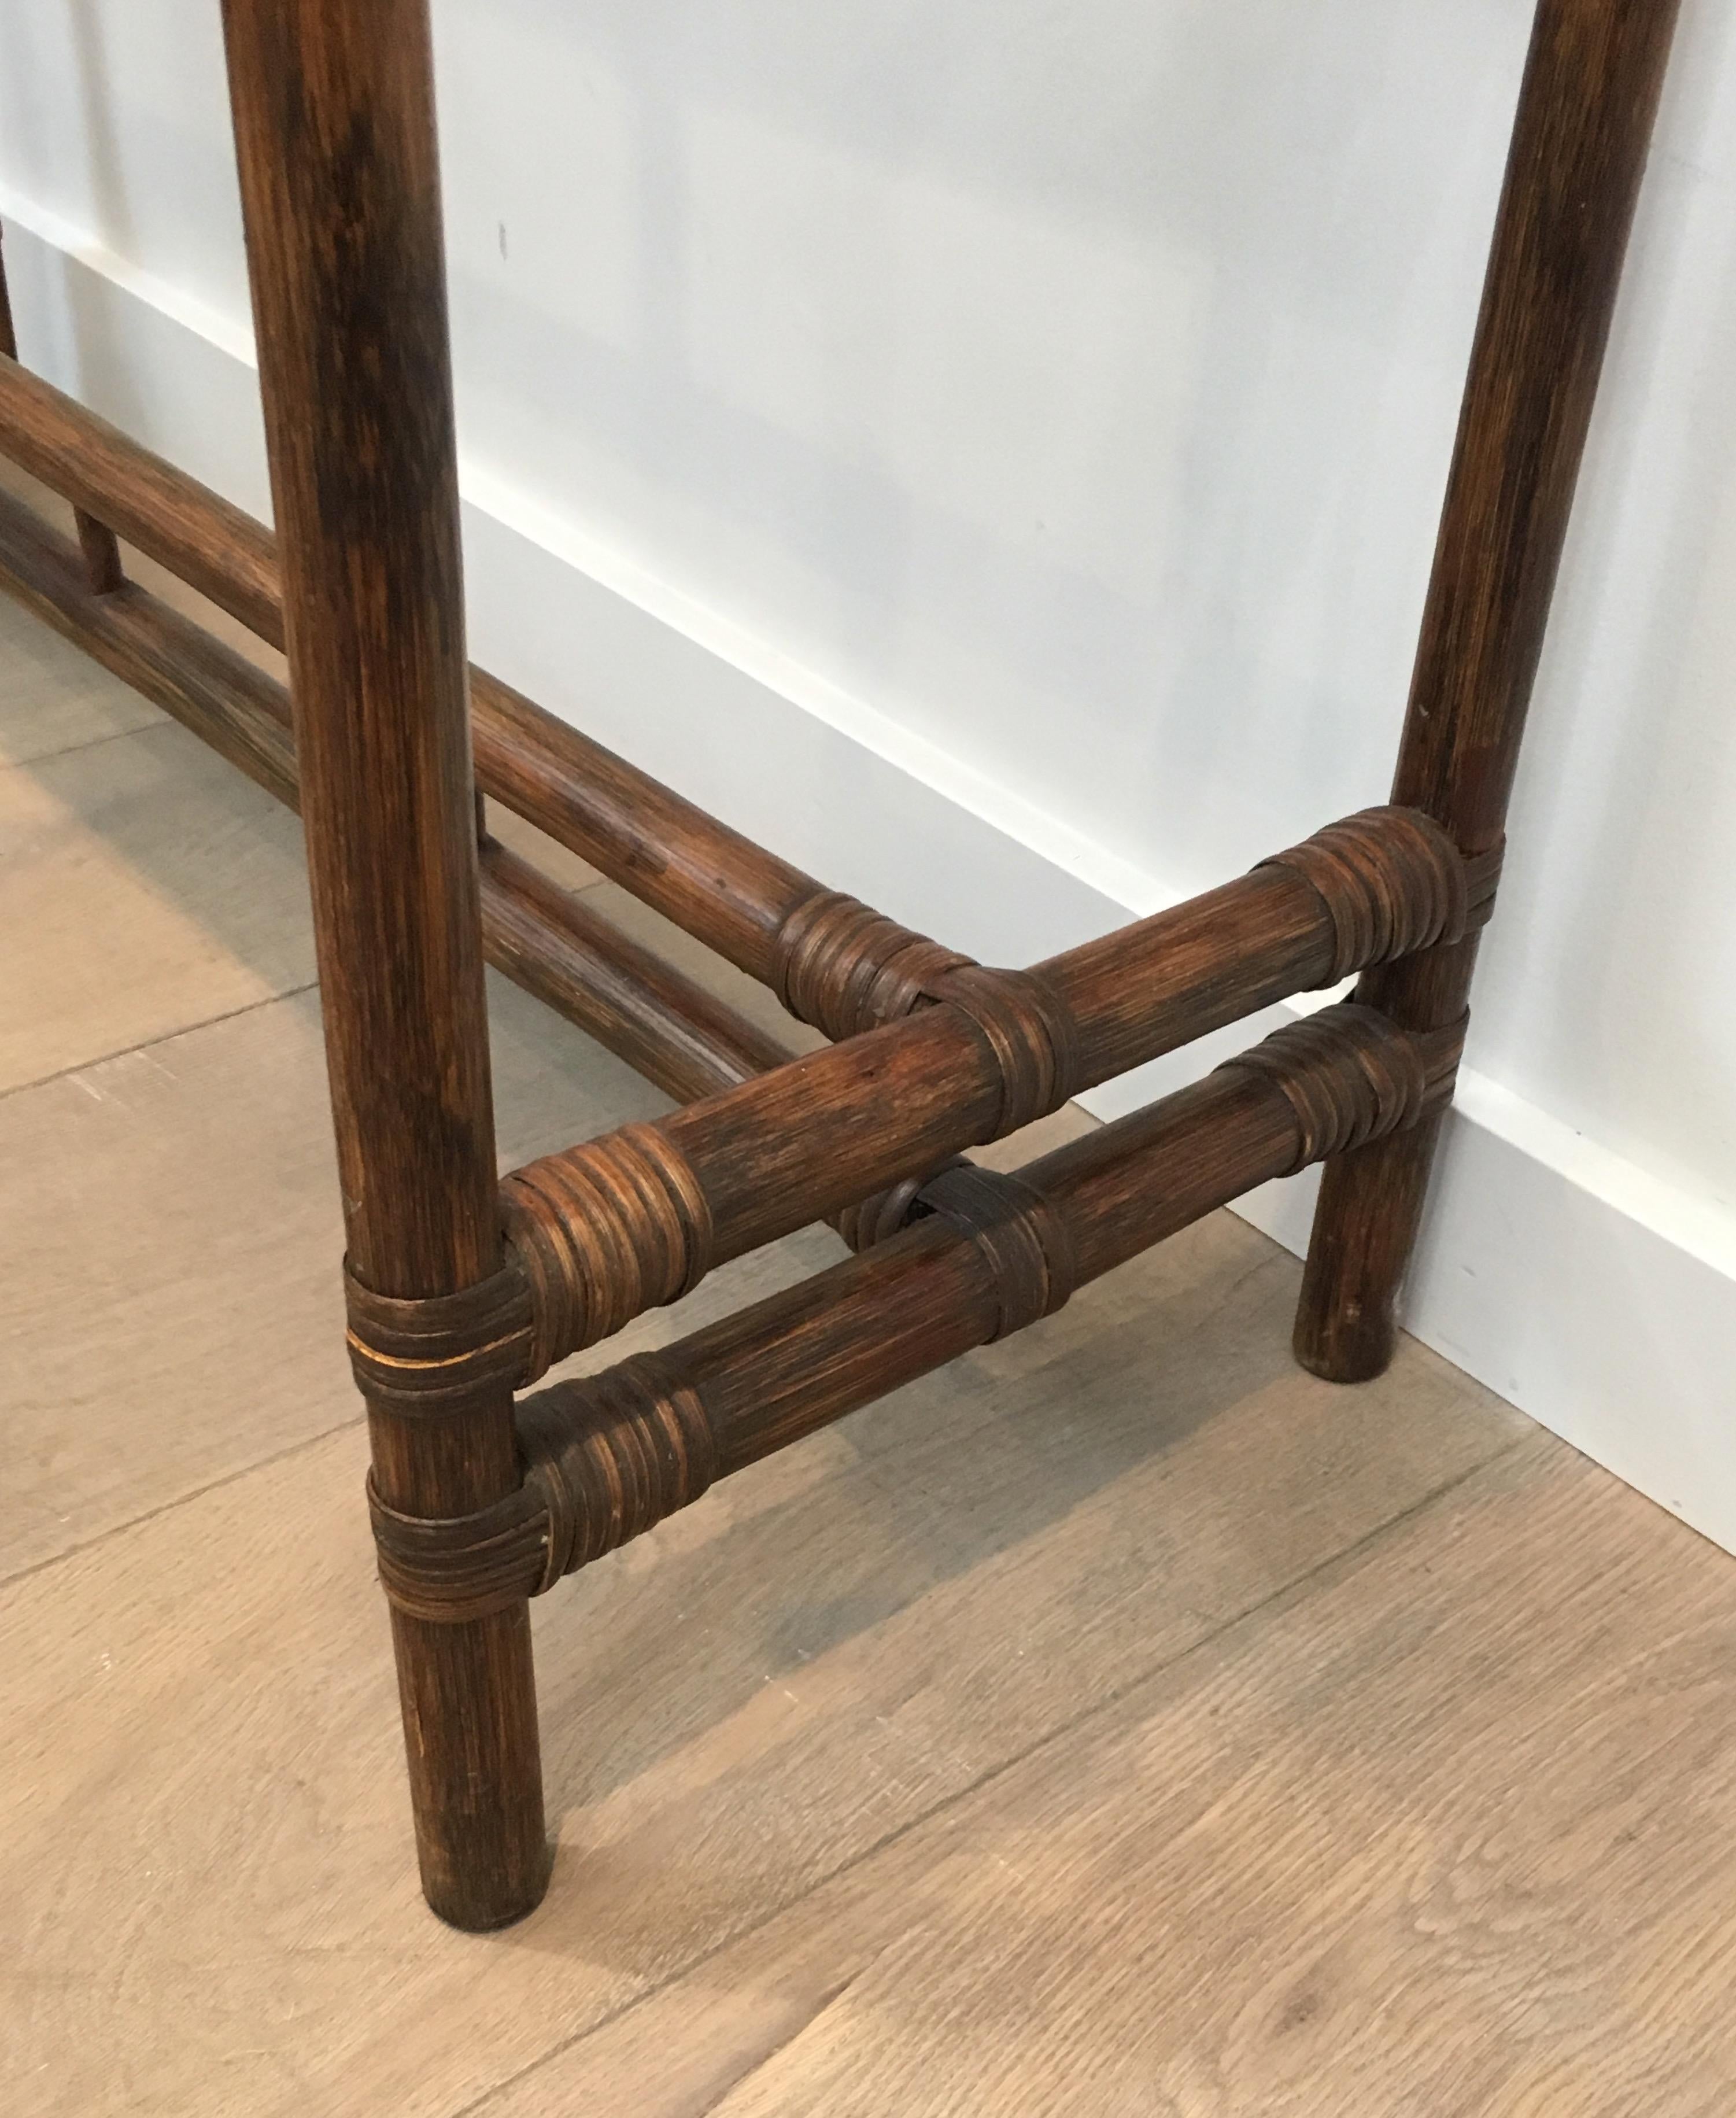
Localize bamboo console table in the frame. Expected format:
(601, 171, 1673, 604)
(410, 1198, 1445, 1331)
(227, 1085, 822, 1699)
(0, 0, 1678, 1929)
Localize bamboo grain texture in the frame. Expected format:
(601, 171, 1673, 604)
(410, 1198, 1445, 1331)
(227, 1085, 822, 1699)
(0, 482, 795, 1106)
(0, 473, 1487, 1385)
(0, 345, 818, 979)
(220, 0, 548, 1928)
(1294, 0, 1683, 1382)
(0, 0, 1681, 1939)
(6, 549, 1728, 2117)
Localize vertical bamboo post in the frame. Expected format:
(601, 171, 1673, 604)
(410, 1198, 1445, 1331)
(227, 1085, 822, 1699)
(1294, 0, 1682, 1382)
(219, 0, 549, 1924)
(0, 228, 128, 602)
(0, 223, 17, 363)
(0, 223, 124, 590)
(73, 510, 124, 593)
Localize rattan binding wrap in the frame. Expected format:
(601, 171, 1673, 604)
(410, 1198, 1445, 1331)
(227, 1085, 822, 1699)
(499, 1123, 713, 1381)
(1259, 806, 1472, 983)
(915, 1162, 1077, 1340)
(367, 1355, 715, 1622)
(771, 891, 1083, 1138)
(1220, 1002, 1465, 1175)
(344, 1261, 535, 1416)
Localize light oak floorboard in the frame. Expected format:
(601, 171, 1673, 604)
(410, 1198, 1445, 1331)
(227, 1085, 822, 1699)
(0, 578, 164, 766)
(0, 1220, 1520, 2117)
(0, 464, 162, 765)
(0, 963, 747, 1581)
(0, 533, 311, 1098)
(0, 571, 803, 1574)
(493, 1439, 1736, 2118)
(0, 716, 315, 1093)
(6, 506, 1689, 2118)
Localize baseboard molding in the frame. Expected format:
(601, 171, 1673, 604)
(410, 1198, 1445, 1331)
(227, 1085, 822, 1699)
(8, 195, 1735, 1555)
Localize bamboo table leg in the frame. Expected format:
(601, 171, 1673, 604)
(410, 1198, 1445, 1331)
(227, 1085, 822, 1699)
(0, 226, 15, 363)
(1294, 0, 1682, 1383)
(0, 0, 1686, 1928)
(219, 0, 549, 1926)
(0, 231, 123, 593)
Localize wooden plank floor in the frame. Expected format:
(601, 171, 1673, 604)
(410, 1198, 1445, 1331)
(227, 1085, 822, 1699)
(3, 567, 1734, 2116)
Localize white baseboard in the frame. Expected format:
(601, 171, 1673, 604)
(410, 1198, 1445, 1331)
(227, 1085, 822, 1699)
(8, 195, 1735, 1555)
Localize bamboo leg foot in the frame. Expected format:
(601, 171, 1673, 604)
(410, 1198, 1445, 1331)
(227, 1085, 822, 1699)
(1292, 1113, 1443, 1384)
(1291, 940, 1469, 1383)
(390, 1607, 551, 1931)
(1290, 2, 1682, 1381)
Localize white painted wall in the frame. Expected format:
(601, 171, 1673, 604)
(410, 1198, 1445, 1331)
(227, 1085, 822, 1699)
(3, 2, 1734, 1534)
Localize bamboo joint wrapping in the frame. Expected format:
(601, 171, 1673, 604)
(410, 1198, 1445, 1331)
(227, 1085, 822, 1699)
(365, 1000, 1467, 1623)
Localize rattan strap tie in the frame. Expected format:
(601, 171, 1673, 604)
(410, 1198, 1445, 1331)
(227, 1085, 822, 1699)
(366, 1471, 548, 1623)
(1259, 806, 1473, 984)
(366, 1353, 717, 1621)
(344, 1259, 535, 1416)
(917, 1161, 1077, 1340)
(498, 1123, 714, 1381)
(770, 889, 974, 1039)
(1219, 1002, 1467, 1176)
(771, 890, 1082, 1137)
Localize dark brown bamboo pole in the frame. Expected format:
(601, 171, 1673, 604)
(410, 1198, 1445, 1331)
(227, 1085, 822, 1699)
(0, 368, 1495, 1337)
(0, 472, 1468, 1237)
(364, 1002, 1464, 1627)
(5, 445, 1257, 1269)
(0, 264, 142, 601)
(0, 461, 1368, 1280)
(697, 1068, 1308, 1477)
(0, 351, 282, 632)
(0, 481, 301, 800)
(73, 509, 124, 593)
(1294, 0, 1682, 1383)
(0, 348, 819, 973)
(469, 667, 814, 981)
(0, 349, 1501, 1044)
(0, 364, 1488, 1383)
(496, 803, 1488, 1372)
(219, 0, 548, 1928)
(0, 223, 17, 363)
(0, 479, 791, 1105)
(656, 904, 1345, 1261)
(477, 833, 796, 1098)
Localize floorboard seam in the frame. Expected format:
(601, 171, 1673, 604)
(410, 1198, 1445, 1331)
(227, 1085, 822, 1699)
(1, 711, 173, 779)
(448, 1423, 1538, 2118)
(0, 1409, 364, 1596)
(0, 979, 320, 1105)
(692, 1968, 867, 2118)
(0, 714, 169, 776)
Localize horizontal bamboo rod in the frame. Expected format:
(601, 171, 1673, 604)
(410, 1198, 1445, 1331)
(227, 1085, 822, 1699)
(366, 1000, 1463, 1621)
(690, 1068, 1299, 1476)
(0, 352, 283, 639)
(0, 350, 821, 977)
(477, 835, 795, 1099)
(0, 482, 795, 1104)
(497, 805, 1490, 1369)
(470, 668, 812, 983)
(0, 479, 302, 801)
(0, 353, 1500, 1071)
(1, 459, 1488, 1381)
